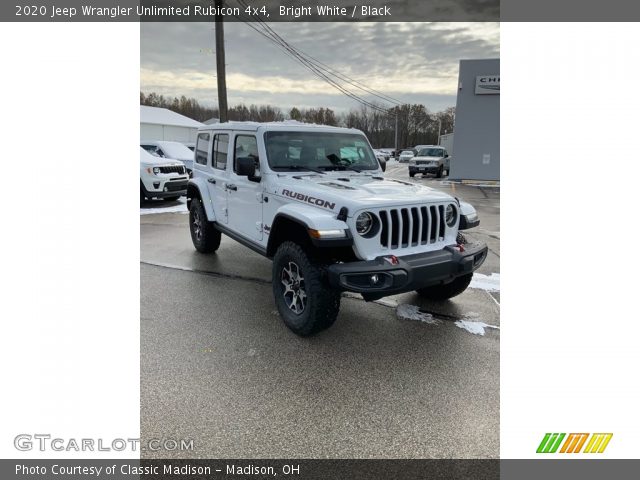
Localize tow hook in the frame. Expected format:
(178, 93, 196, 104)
(454, 244, 465, 253)
(383, 255, 399, 265)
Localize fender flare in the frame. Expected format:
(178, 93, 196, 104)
(186, 179, 216, 222)
(267, 204, 352, 256)
(458, 200, 480, 230)
(273, 203, 349, 231)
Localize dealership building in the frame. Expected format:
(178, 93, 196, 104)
(140, 105, 202, 143)
(449, 59, 500, 181)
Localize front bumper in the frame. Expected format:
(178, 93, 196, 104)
(409, 165, 439, 174)
(141, 177, 188, 198)
(327, 242, 488, 300)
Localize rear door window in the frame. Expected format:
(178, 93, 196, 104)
(195, 133, 210, 165)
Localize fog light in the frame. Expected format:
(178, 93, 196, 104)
(370, 274, 380, 285)
(164, 187, 168, 192)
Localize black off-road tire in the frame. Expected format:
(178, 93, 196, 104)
(272, 241, 341, 336)
(189, 198, 221, 253)
(436, 166, 444, 178)
(164, 196, 181, 202)
(140, 189, 146, 206)
(409, 171, 415, 177)
(415, 273, 473, 301)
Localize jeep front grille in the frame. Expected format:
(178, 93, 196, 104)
(159, 165, 186, 175)
(378, 205, 446, 249)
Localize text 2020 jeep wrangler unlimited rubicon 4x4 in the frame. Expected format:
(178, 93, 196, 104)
(187, 123, 486, 336)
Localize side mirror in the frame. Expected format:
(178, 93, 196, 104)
(236, 156, 257, 178)
(445, 154, 449, 158)
(378, 158, 387, 172)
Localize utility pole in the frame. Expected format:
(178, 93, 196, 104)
(437, 119, 442, 145)
(215, 0, 228, 123)
(394, 112, 398, 156)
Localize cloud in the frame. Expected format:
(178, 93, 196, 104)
(140, 21, 499, 112)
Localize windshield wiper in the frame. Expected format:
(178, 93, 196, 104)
(320, 165, 362, 173)
(272, 165, 325, 174)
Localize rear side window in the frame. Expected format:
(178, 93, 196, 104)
(213, 134, 229, 170)
(195, 133, 210, 165)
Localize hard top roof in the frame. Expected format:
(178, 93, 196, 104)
(197, 120, 362, 134)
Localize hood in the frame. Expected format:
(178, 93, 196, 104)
(272, 172, 454, 212)
(140, 148, 185, 167)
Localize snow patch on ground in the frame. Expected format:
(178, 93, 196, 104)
(454, 319, 499, 336)
(374, 297, 399, 308)
(440, 180, 500, 188)
(470, 273, 500, 292)
(140, 199, 188, 216)
(396, 304, 441, 324)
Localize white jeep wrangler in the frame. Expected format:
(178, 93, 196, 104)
(187, 122, 486, 336)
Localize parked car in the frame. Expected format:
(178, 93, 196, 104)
(140, 147, 189, 205)
(373, 149, 391, 161)
(140, 140, 195, 175)
(186, 122, 485, 336)
(398, 149, 417, 163)
(409, 146, 450, 178)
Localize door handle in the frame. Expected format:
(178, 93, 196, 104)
(226, 184, 238, 191)
(207, 178, 216, 184)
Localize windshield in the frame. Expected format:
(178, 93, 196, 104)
(159, 142, 194, 160)
(265, 131, 379, 172)
(417, 148, 444, 157)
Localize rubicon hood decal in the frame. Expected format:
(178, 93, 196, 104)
(281, 189, 336, 210)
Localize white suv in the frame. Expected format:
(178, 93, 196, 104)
(409, 145, 450, 178)
(140, 147, 189, 204)
(187, 123, 486, 336)
(141, 140, 195, 174)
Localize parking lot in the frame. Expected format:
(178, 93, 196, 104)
(140, 161, 500, 458)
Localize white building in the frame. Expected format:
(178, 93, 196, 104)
(140, 105, 203, 143)
(438, 132, 454, 155)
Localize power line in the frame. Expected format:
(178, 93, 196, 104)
(240, 8, 396, 112)
(231, 2, 400, 115)
(238, 15, 390, 113)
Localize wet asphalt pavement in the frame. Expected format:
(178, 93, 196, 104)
(140, 162, 500, 458)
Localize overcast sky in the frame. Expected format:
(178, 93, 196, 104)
(140, 22, 499, 114)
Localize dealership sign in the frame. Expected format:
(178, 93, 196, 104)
(475, 75, 500, 94)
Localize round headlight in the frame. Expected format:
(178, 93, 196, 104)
(445, 204, 457, 227)
(152, 167, 161, 174)
(355, 212, 374, 235)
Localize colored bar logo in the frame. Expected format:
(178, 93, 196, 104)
(537, 433, 612, 453)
